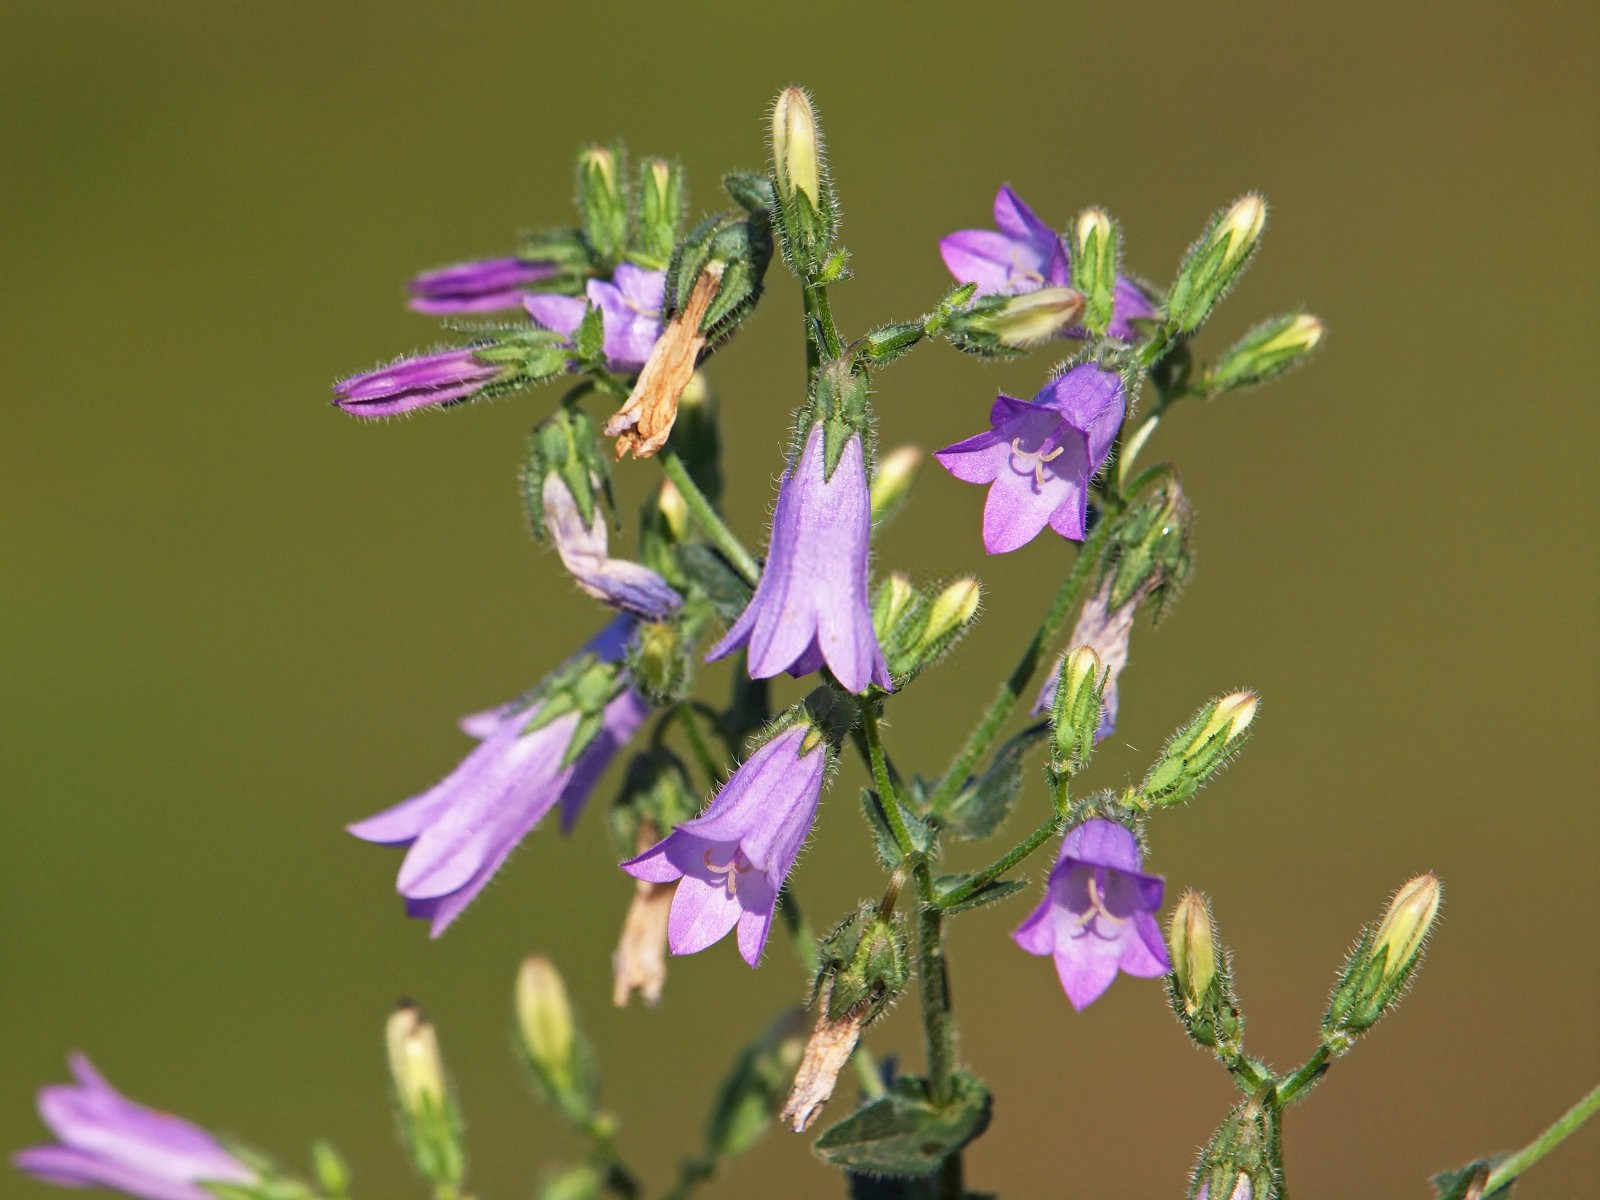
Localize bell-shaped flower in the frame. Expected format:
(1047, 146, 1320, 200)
(348, 617, 649, 935)
(524, 263, 666, 372)
(542, 475, 682, 620)
(934, 363, 1125, 553)
(408, 256, 559, 314)
(1012, 818, 1170, 1010)
(707, 423, 890, 693)
(940, 185, 1155, 342)
(333, 347, 509, 418)
(14, 1054, 257, 1200)
(620, 723, 827, 967)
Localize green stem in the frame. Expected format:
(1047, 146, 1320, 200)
(1274, 1044, 1331, 1107)
(777, 890, 820, 979)
(803, 281, 844, 371)
(659, 449, 760, 587)
(937, 813, 1063, 909)
(860, 705, 921, 872)
(1484, 1081, 1600, 1192)
(927, 510, 1116, 817)
(916, 901, 956, 1107)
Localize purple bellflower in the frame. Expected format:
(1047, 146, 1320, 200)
(1031, 577, 1139, 740)
(333, 347, 509, 418)
(524, 263, 666, 372)
(620, 722, 827, 967)
(707, 424, 891, 693)
(409, 256, 559, 315)
(1012, 818, 1170, 1010)
(542, 474, 683, 620)
(934, 363, 1125, 554)
(940, 185, 1156, 342)
(14, 1054, 257, 1200)
(348, 617, 649, 935)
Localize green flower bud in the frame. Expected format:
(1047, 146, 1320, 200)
(869, 445, 923, 525)
(515, 956, 600, 1124)
(946, 287, 1086, 354)
(917, 578, 982, 655)
(1324, 874, 1442, 1047)
(384, 1005, 464, 1189)
(635, 157, 686, 266)
(872, 572, 922, 643)
(1070, 207, 1119, 336)
(1050, 645, 1106, 777)
(768, 86, 836, 276)
(1168, 890, 1217, 1013)
(1139, 691, 1257, 807)
(1189, 1099, 1278, 1200)
(577, 145, 627, 260)
(1167, 193, 1267, 333)
(521, 405, 610, 536)
(1203, 312, 1325, 393)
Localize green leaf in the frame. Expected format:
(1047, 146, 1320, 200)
(861, 789, 933, 868)
(941, 724, 1048, 839)
(932, 876, 1028, 915)
(814, 1072, 991, 1177)
(574, 302, 606, 364)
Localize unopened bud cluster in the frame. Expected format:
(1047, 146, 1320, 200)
(872, 573, 983, 684)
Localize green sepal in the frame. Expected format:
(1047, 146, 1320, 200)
(813, 1072, 992, 1178)
(807, 358, 874, 480)
(1137, 695, 1249, 808)
(396, 1091, 467, 1192)
(1164, 946, 1244, 1057)
(1187, 1099, 1279, 1200)
(1201, 312, 1323, 393)
(1070, 212, 1120, 337)
(516, 226, 597, 270)
(665, 211, 774, 348)
(814, 903, 910, 1022)
(1165, 196, 1265, 335)
(703, 1008, 809, 1159)
(861, 788, 934, 868)
(941, 724, 1048, 840)
(576, 143, 628, 262)
(858, 321, 926, 367)
(516, 1017, 602, 1129)
(1101, 475, 1192, 618)
(723, 170, 776, 214)
(520, 402, 611, 536)
(573, 302, 606, 364)
(1430, 1161, 1508, 1200)
(625, 616, 699, 707)
(634, 158, 686, 266)
(932, 875, 1028, 915)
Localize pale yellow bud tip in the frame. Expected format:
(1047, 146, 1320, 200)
(385, 1005, 445, 1111)
(1075, 208, 1112, 249)
(1169, 890, 1217, 1008)
(772, 87, 821, 205)
(1373, 873, 1441, 971)
(1218, 194, 1267, 264)
(516, 955, 575, 1068)
(1063, 645, 1102, 695)
(1214, 692, 1258, 740)
(582, 147, 616, 188)
(926, 578, 982, 636)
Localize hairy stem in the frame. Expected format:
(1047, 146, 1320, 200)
(937, 813, 1064, 909)
(860, 705, 922, 872)
(658, 449, 760, 587)
(1274, 1045, 1331, 1107)
(1484, 1081, 1600, 1193)
(928, 511, 1116, 817)
(917, 900, 956, 1108)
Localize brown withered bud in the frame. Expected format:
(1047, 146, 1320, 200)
(779, 979, 868, 1133)
(604, 263, 725, 459)
(612, 823, 675, 1006)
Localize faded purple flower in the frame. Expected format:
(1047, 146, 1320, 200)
(409, 256, 559, 315)
(333, 347, 507, 418)
(620, 723, 826, 966)
(524, 263, 665, 371)
(1197, 1174, 1253, 1200)
(940, 185, 1156, 341)
(1012, 818, 1169, 1010)
(348, 617, 648, 935)
(934, 363, 1125, 553)
(706, 424, 890, 693)
(542, 475, 682, 620)
(14, 1054, 256, 1200)
(1031, 576, 1140, 740)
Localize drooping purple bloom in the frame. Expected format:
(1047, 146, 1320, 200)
(934, 363, 1125, 554)
(1031, 577, 1139, 740)
(524, 263, 666, 372)
(620, 723, 826, 967)
(409, 256, 560, 315)
(1012, 818, 1169, 1010)
(940, 185, 1156, 341)
(706, 425, 890, 693)
(542, 475, 682, 620)
(348, 617, 649, 935)
(14, 1054, 256, 1200)
(333, 347, 509, 418)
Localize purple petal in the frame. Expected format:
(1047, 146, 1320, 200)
(1010, 894, 1057, 957)
(933, 428, 1009, 485)
(1054, 935, 1123, 1010)
(666, 870, 743, 955)
(1058, 818, 1143, 873)
(14, 1145, 216, 1200)
(1121, 912, 1172, 977)
(523, 293, 588, 338)
(939, 230, 1025, 296)
(1106, 275, 1158, 342)
(612, 263, 667, 313)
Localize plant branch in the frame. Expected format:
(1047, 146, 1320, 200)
(658, 449, 760, 587)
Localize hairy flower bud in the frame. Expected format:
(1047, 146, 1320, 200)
(1323, 873, 1443, 1048)
(1139, 691, 1258, 807)
(636, 157, 686, 265)
(1049, 645, 1106, 776)
(517, 957, 576, 1083)
(946, 287, 1086, 354)
(385, 1005, 464, 1189)
(870, 445, 923, 525)
(1070, 208, 1120, 336)
(769, 86, 835, 275)
(1169, 890, 1217, 1013)
(577, 145, 626, 260)
(1189, 1099, 1276, 1200)
(1167, 193, 1267, 333)
(1204, 312, 1324, 393)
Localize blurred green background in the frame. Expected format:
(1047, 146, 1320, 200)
(4, 1, 1596, 1196)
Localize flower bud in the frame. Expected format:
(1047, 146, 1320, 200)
(918, 578, 982, 654)
(946, 287, 1086, 354)
(872, 572, 922, 643)
(384, 1005, 464, 1189)
(1189, 1100, 1275, 1200)
(869, 445, 923, 525)
(1139, 691, 1258, 807)
(636, 157, 686, 265)
(1049, 645, 1106, 777)
(1169, 890, 1217, 1014)
(515, 956, 599, 1124)
(769, 86, 836, 275)
(1167, 193, 1267, 333)
(1323, 873, 1443, 1046)
(521, 406, 610, 536)
(1203, 312, 1324, 393)
(1070, 207, 1119, 336)
(576, 145, 627, 260)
